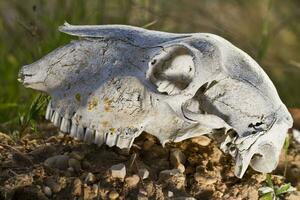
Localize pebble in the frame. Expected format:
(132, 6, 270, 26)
(286, 191, 300, 200)
(44, 155, 69, 170)
(159, 169, 186, 190)
(125, 174, 140, 188)
(176, 163, 185, 173)
(110, 163, 126, 180)
(194, 173, 217, 185)
(0, 132, 15, 145)
(45, 178, 61, 193)
(72, 178, 82, 196)
(68, 158, 81, 172)
(85, 172, 96, 184)
(138, 168, 150, 180)
(168, 191, 174, 197)
(109, 190, 119, 199)
(191, 135, 211, 146)
(43, 186, 52, 197)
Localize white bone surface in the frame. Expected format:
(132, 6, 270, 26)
(19, 23, 293, 178)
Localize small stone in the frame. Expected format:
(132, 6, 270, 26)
(138, 168, 150, 180)
(45, 178, 61, 193)
(170, 149, 186, 167)
(43, 186, 52, 197)
(85, 172, 96, 184)
(110, 163, 126, 180)
(0, 132, 15, 145)
(82, 160, 91, 170)
(109, 190, 119, 199)
(168, 191, 174, 197)
(176, 163, 185, 173)
(138, 189, 148, 200)
(286, 191, 300, 200)
(68, 158, 82, 172)
(125, 174, 140, 188)
(159, 169, 186, 190)
(191, 135, 211, 146)
(194, 173, 217, 185)
(72, 178, 82, 196)
(92, 184, 99, 194)
(44, 155, 69, 170)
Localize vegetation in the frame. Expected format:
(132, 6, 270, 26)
(259, 174, 296, 200)
(1, 0, 300, 134)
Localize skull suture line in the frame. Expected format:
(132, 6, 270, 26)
(19, 23, 293, 178)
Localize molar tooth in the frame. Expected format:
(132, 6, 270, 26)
(84, 128, 95, 144)
(106, 132, 118, 147)
(76, 125, 85, 140)
(52, 111, 61, 127)
(60, 117, 71, 133)
(94, 131, 105, 146)
(116, 135, 135, 149)
(70, 123, 78, 138)
(45, 101, 52, 120)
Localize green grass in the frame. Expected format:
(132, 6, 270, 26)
(1, 0, 300, 133)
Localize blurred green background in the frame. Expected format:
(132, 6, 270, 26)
(0, 0, 300, 133)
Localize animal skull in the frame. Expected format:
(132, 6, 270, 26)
(18, 23, 293, 178)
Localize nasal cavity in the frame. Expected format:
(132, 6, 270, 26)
(148, 47, 195, 95)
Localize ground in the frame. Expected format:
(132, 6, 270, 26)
(0, 123, 300, 200)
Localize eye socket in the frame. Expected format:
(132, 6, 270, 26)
(147, 46, 195, 95)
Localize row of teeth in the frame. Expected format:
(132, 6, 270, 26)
(45, 101, 136, 149)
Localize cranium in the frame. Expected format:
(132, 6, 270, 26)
(18, 23, 293, 178)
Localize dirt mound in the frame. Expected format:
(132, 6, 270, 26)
(0, 123, 299, 199)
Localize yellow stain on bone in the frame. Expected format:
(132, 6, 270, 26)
(75, 93, 81, 102)
(88, 97, 99, 111)
(104, 97, 113, 112)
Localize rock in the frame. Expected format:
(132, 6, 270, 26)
(110, 163, 126, 180)
(0, 132, 14, 145)
(168, 190, 174, 197)
(44, 155, 69, 170)
(109, 190, 119, 199)
(170, 149, 186, 167)
(159, 169, 186, 190)
(44, 178, 61, 193)
(286, 191, 300, 200)
(194, 173, 217, 185)
(68, 158, 81, 172)
(72, 178, 82, 196)
(125, 174, 140, 188)
(138, 168, 150, 180)
(143, 180, 154, 196)
(191, 136, 211, 146)
(43, 186, 52, 197)
(176, 163, 185, 173)
(85, 172, 96, 184)
(292, 129, 300, 144)
(82, 160, 91, 170)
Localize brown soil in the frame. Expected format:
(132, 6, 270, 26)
(0, 123, 299, 200)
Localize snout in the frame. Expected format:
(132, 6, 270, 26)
(18, 64, 47, 91)
(18, 66, 34, 84)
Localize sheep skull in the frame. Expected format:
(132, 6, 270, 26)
(19, 23, 293, 178)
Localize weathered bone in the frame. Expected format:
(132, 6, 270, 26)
(19, 23, 293, 178)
